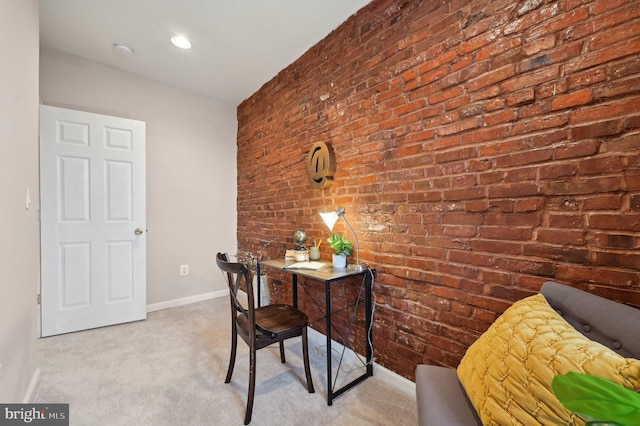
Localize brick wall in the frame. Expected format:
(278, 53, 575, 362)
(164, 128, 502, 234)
(237, 0, 640, 380)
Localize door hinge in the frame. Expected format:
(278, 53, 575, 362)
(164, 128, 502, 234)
(37, 294, 41, 305)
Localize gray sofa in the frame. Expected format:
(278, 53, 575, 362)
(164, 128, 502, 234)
(415, 281, 640, 425)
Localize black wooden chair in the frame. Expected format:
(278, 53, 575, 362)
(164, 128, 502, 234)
(216, 252, 315, 424)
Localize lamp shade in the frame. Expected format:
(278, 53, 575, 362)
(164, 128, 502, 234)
(320, 210, 340, 230)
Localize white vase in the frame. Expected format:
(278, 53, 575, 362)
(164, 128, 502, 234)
(332, 253, 347, 269)
(253, 274, 270, 306)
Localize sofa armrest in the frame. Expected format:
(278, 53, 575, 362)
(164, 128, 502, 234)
(415, 365, 481, 426)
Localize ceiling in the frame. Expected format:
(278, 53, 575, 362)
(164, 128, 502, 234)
(39, 0, 371, 105)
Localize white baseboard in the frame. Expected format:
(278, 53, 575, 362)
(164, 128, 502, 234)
(307, 328, 416, 397)
(23, 368, 41, 403)
(146, 290, 227, 313)
(374, 361, 416, 397)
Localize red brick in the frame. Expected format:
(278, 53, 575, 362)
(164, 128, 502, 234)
(471, 239, 522, 255)
(505, 88, 535, 106)
(540, 162, 578, 179)
(583, 194, 622, 210)
(593, 251, 640, 269)
(568, 68, 607, 89)
(477, 37, 522, 61)
(511, 113, 570, 135)
(459, 29, 501, 54)
(467, 65, 515, 92)
(607, 57, 640, 79)
(572, 119, 623, 140)
(479, 226, 533, 241)
(596, 76, 640, 101)
(594, 233, 635, 249)
(501, 66, 559, 93)
(556, 264, 639, 286)
(496, 257, 555, 277)
(590, 214, 640, 231)
(523, 35, 556, 56)
(554, 140, 600, 160)
(483, 109, 517, 126)
(579, 156, 625, 175)
(537, 229, 585, 245)
(548, 213, 584, 228)
(515, 197, 545, 212)
(593, 0, 630, 15)
(495, 148, 554, 168)
(436, 118, 480, 137)
(429, 86, 464, 105)
(551, 88, 592, 110)
(488, 182, 541, 198)
(547, 177, 624, 195)
(442, 212, 484, 226)
(524, 244, 589, 264)
(489, 285, 535, 303)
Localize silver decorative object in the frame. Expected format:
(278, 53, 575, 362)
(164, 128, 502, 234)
(293, 228, 307, 250)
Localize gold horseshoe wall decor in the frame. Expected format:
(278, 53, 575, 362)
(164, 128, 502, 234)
(307, 142, 336, 189)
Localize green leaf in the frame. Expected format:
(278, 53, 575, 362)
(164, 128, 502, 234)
(552, 372, 640, 426)
(326, 233, 352, 256)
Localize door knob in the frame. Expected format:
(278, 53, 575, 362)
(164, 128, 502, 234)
(135, 228, 144, 235)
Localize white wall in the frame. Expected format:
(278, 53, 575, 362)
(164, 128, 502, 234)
(0, 0, 40, 402)
(40, 48, 237, 306)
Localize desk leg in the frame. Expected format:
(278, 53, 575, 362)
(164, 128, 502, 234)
(326, 280, 333, 406)
(256, 263, 262, 307)
(292, 274, 298, 310)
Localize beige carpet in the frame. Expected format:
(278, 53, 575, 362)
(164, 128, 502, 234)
(33, 297, 417, 425)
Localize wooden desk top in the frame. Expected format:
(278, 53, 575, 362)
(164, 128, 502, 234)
(259, 259, 370, 282)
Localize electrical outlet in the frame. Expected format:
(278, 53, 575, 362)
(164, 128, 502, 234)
(180, 264, 189, 276)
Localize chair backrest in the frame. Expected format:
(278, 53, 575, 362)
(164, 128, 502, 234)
(216, 252, 255, 320)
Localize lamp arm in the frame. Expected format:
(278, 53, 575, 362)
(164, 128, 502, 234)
(340, 215, 360, 267)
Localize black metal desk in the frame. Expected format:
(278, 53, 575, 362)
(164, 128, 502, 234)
(257, 259, 374, 405)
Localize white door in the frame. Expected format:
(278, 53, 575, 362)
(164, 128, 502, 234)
(40, 105, 146, 337)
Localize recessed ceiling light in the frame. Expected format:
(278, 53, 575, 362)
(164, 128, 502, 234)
(113, 42, 134, 56)
(170, 35, 191, 49)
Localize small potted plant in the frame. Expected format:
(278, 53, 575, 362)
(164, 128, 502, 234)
(326, 233, 352, 268)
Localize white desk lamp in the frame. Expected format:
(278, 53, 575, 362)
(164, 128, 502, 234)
(320, 207, 365, 271)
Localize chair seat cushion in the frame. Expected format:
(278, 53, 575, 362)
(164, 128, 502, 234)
(457, 293, 640, 426)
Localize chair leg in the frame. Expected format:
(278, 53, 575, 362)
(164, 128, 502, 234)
(279, 340, 286, 363)
(302, 326, 315, 393)
(225, 330, 237, 383)
(245, 346, 256, 425)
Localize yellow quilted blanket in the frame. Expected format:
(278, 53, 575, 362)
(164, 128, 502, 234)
(457, 293, 640, 425)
